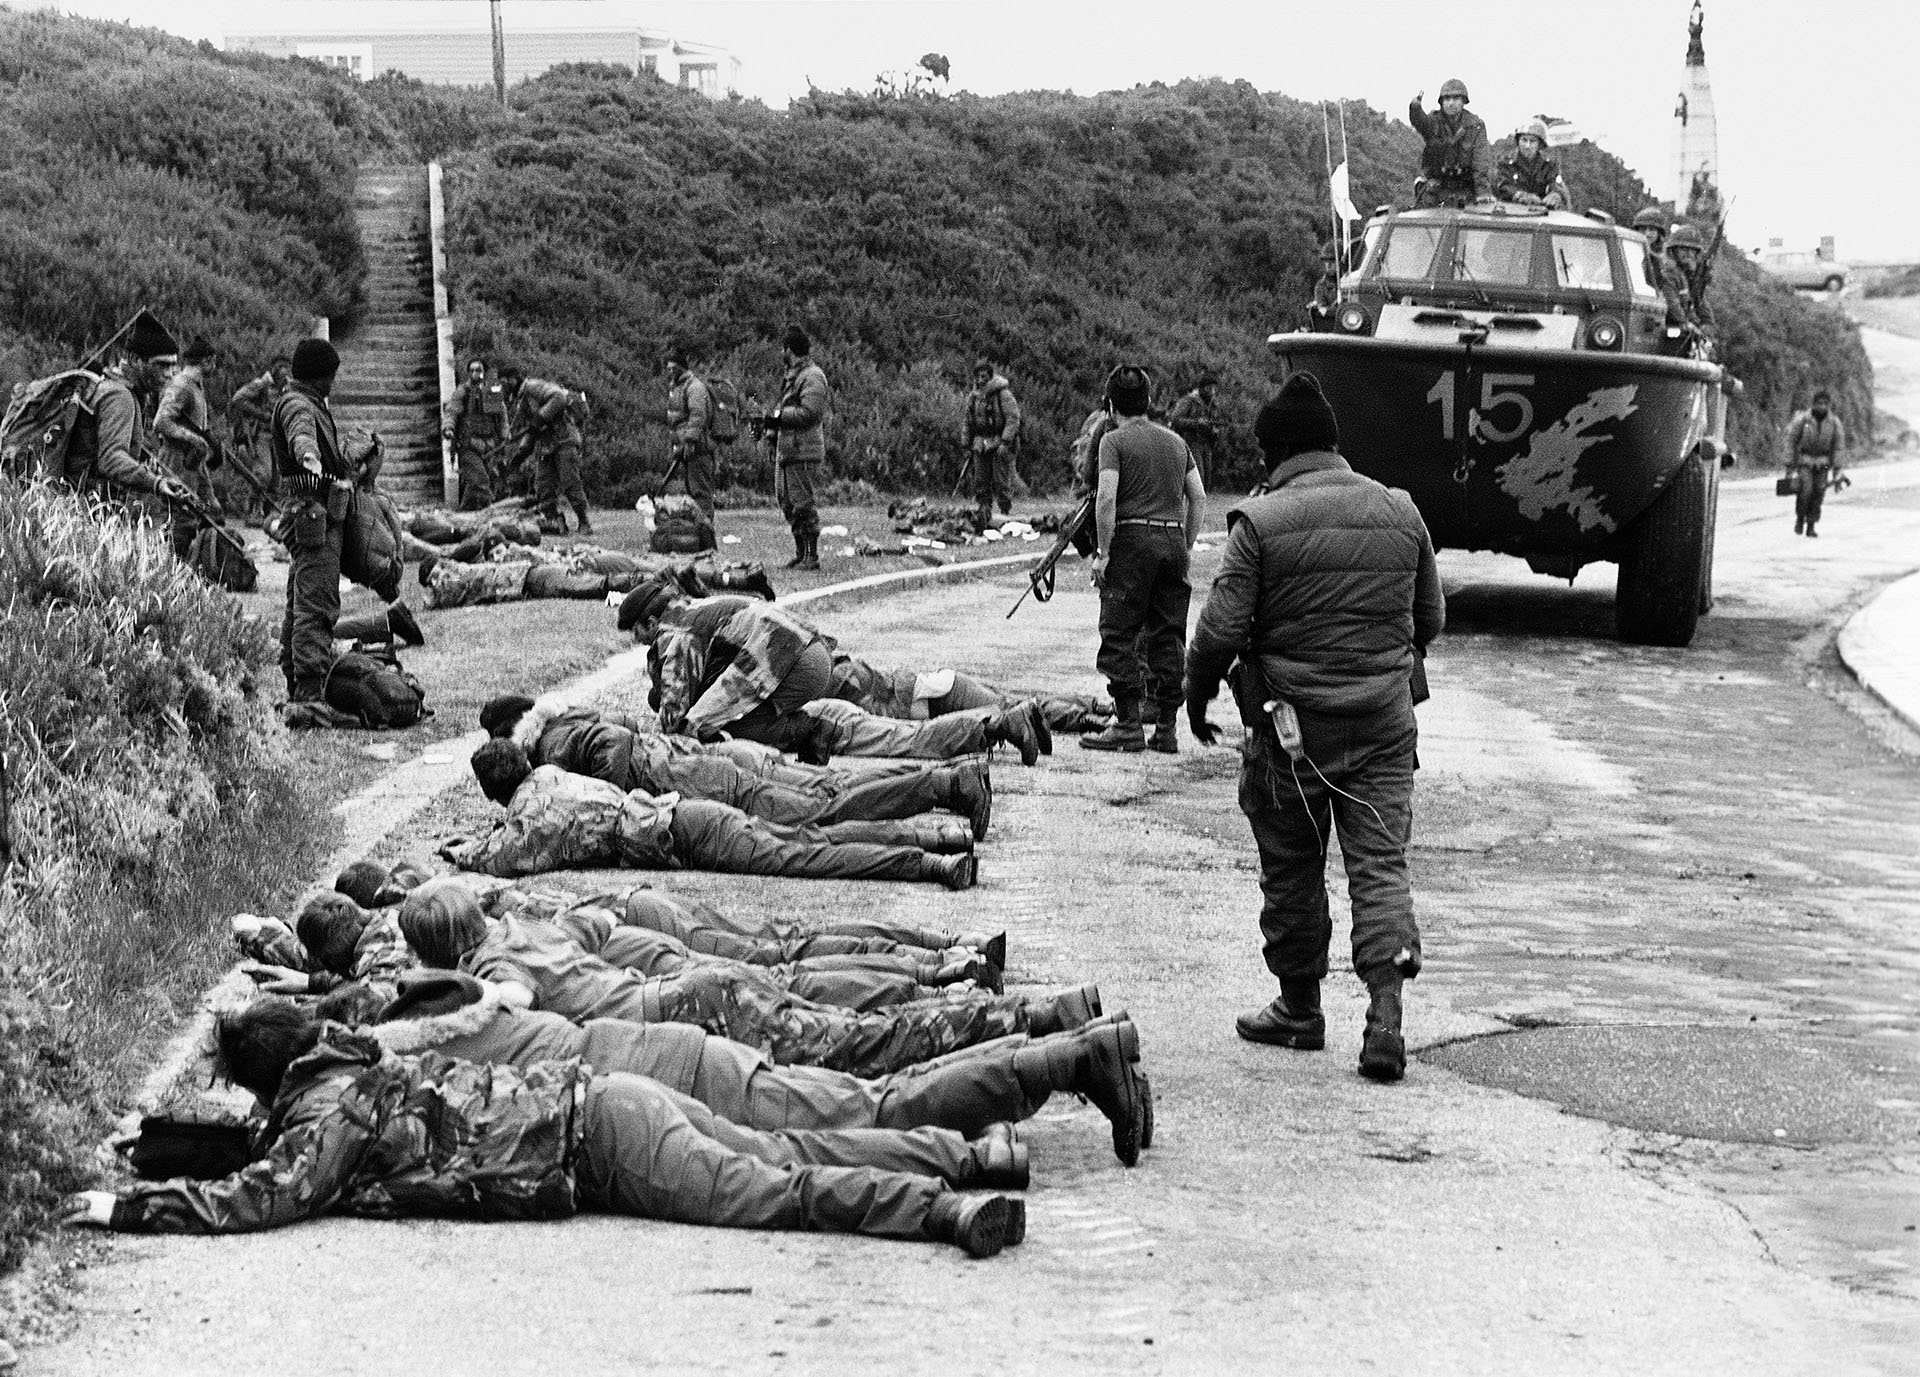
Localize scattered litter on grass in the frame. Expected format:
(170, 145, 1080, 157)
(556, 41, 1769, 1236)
(361, 743, 398, 762)
(821, 524, 849, 536)
(1022, 532, 1040, 541)
(604, 591, 623, 607)
(722, 534, 741, 544)
(981, 528, 1004, 541)
(1193, 541, 1214, 552)
(420, 752, 454, 764)
(840, 546, 857, 557)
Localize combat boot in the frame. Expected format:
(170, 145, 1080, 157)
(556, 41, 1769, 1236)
(572, 504, 594, 536)
(385, 601, 426, 648)
(1012, 1020, 1148, 1166)
(987, 703, 1040, 766)
(796, 532, 821, 571)
(1235, 976, 1325, 1049)
(968, 1122, 1030, 1191)
(1023, 983, 1102, 1036)
(1806, 521, 1818, 539)
(1358, 977, 1406, 1083)
(1080, 695, 1146, 753)
(733, 565, 777, 601)
(1025, 699, 1053, 755)
(947, 760, 993, 842)
(784, 531, 808, 569)
(921, 852, 978, 891)
(924, 1192, 1021, 1258)
(916, 820, 975, 855)
(1794, 516, 1804, 535)
(1148, 709, 1179, 755)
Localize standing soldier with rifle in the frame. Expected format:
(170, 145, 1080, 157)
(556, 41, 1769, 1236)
(499, 362, 591, 536)
(443, 356, 509, 511)
(762, 326, 830, 572)
(226, 355, 290, 517)
(663, 345, 717, 523)
(961, 358, 1022, 528)
(1167, 375, 1224, 493)
(153, 338, 224, 558)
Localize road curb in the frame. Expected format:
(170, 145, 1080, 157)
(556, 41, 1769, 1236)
(1835, 567, 1920, 734)
(121, 544, 1050, 1121)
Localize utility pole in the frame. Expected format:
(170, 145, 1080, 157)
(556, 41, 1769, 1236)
(490, 0, 507, 106)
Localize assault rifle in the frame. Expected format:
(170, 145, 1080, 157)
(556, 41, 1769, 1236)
(1005, 495, 1094, 619)
(153, 476, 249, 561)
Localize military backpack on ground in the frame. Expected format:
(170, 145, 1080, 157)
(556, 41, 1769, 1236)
(186, 525, 258, 593)
(340, 484, 406, 602)
(325, 643, 429, 730)
(649, 493, 716, 554)
(703, 378, 744, 444)
(0, 369, 100, 483)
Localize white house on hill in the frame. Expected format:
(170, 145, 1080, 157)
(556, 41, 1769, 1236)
(224, 0, 738, 97)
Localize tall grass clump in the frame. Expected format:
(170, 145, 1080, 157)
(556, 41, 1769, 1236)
(0, 477, 337, 1279)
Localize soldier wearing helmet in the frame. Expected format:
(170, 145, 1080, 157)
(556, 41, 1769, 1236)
(1632, 209, 1691, 327)
(1408, 78, 1491, 207)
(1664, 222, 1716, 334)
(1494, 119, 1570, 210)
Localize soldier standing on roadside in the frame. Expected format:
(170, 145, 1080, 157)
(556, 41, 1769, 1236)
(765, 326, 830, 571)
(664, 346, 717, 522)
(962, 358, 1022, 527)
(443, 356, 508, 511)
(500, 363, 591, 535)
(1080, 365, 1207, 756)
(1185, 373, 1444, 1083)
(1167, 375, 1224, 493)
(1784, 389, 1846, 538)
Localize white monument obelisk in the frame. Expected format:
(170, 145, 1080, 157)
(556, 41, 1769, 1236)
(1671, 1, 1720, 214)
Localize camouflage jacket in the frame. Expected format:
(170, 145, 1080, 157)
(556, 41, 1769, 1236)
(652, 597, 823, 738)
(1408, 100, 1492, 194)
(962, 376, 1021, 448)
(509, 378, 582, 452)
(153, 366, 213, 468)
(233, 911, 414, 993)
(1493, 153, 1569, 209)
(443, 765, 679, 877)
(423, 557, 532, 609)
(108, 1026, 584, 1232)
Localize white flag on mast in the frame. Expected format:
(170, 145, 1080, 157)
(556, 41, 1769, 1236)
(1330, 162, 1361, 223)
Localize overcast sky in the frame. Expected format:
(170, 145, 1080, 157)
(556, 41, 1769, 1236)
(38, 0, 1920, 260)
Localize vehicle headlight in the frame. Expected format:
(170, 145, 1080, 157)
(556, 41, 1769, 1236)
(1585, 316, 1624, 351)
(1336, 303, 1371, 334)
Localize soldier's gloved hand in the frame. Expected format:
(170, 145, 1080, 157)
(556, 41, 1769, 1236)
(1187, 692, 1221, 746)
(62, 1192, 117, 1229)
(760, 411, 782, 431)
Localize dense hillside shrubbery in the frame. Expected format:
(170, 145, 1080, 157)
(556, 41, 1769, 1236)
(442, 68, 1872, 500)
(0, 8, 408, 399)
(0, 478, 333, 1278)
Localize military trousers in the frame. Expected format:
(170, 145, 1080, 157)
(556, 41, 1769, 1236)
(281, 500, 346, 699)
(649, 754, 962, 828)
(626, 966, 1029, 1076)
(1792, 462, 1831, 526)
(523, 564, 608, 600)
(790, 699, 995, 762)
(679, 440, 718, 520)
(575, 1073, 948, 1242)
(775, 458, 821, 538)
(1236, 701, 1422, 985)
(972, 443, 1016, 517)
(593, 925, 940, 1014)
(455, 438, 498, 511)
(669, 800, 939, 884)
(532, 440, 587, 518)
(1096, 524, 1192, 716)
(620, 890, 973, 965)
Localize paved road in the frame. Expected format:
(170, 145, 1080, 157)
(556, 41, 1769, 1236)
(32, 459, 1920, 1375)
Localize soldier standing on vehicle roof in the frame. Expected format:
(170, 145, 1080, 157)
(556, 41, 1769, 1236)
(664, 346, 717, 523)
(1784, 390, 1846, 539)
(1494, 120, 1570, 210)
(1408, 79, 1491, 208)
(443, 357, 508, 511)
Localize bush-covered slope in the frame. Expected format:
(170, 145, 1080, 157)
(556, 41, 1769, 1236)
(0, 8, 409, 397)
(444, 69, 1871, 498)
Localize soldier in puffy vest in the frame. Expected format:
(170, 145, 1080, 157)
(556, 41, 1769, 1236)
(1494, 119, 1570, 210)
(443, 356, 509, 510)
(962, 358, 1022, 526)
(1186, 373, 1445, 1084)
(1784, 389, 1846, 538)
(1408, 78, 1491, 207)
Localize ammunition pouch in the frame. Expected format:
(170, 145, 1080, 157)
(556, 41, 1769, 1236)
(1225, 660, 1272, 733)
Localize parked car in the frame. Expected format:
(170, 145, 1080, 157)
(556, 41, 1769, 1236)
(1757, 250, 1848, 293)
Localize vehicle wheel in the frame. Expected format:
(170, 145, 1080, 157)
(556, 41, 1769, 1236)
(1697, 452, 1721, 615)
(1823, 275, 1845, 293)
(1615, 454, 1708, 647)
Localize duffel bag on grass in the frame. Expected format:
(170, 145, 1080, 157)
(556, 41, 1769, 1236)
(325, 644, 429, 729)
(187, 526, 258, 593)
(650, 493, 716, 554)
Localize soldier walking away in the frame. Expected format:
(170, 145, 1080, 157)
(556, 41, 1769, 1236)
(663, 344, 717, 522)
(443, 356, 508, 511)
(1785, 389, 1846, 538)
(272, 338, 382, 708)
(1408, 78, 1491, 207)
(962, 358, 1022, 526)
(1185, 373, 1445, 1083)
(1494, 119, 1570, 209)
(225, 355, 291, 517)
(499, 362, 591, 535)
(765, 326, 830, 570)
(152, 338, 224, 558)
(1081, 365, 1208, 755)
(1167, 375, 1224, 493)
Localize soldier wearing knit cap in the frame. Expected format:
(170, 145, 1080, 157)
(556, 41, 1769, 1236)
(764, 326, 831, 570)
(1185, 371, 1444, 1083)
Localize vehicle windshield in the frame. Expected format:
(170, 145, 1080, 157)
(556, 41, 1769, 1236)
(1358, 222, 1386, 272)
(1551, 235, 1615, 291)
(1454, 229, 1534, 286)
(1379, 224, 1443, 279)
(1620, 238, 1662, 299)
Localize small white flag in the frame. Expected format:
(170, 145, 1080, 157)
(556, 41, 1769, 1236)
(1330, 162, 1361, 223)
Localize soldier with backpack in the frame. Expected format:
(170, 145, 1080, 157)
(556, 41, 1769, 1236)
(1, 310, 188, 511)
(962, 358, 1022, 527)
(499, 362, 592, 535)
(663, 345, 719, 523)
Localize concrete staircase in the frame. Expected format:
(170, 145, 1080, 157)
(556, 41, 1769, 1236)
(332, 166, 443, 508)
